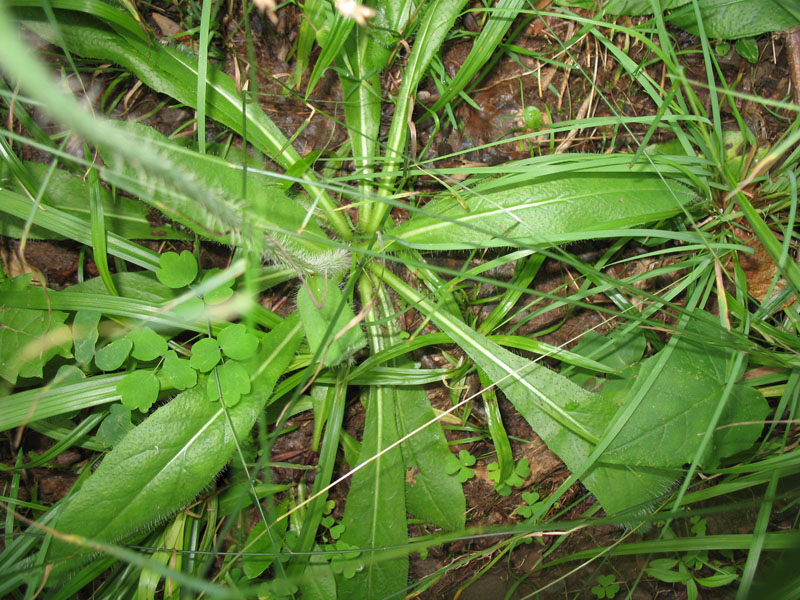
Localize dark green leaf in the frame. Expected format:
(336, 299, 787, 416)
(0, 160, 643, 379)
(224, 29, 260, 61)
(45, 316, 303, 576)
(339, 386, 408, 599)
(396, 384, 466, 531)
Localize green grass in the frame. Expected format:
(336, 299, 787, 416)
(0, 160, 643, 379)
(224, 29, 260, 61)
(1, 0, 799, 598)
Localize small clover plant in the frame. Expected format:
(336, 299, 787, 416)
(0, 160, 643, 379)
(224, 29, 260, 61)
(591, 574, 620, 599)
(99, 251, 262, 412)
(645, 518, 739, 600)
(445, 450, 477, 483)
(488, 458, 530, 497)
(515, 490, 547, 520)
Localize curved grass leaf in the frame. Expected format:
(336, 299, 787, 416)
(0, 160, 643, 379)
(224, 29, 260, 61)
(44, 316, 303, 577)
(429, 0, 527, 114)
(391, 173, 696, 250)
(0, 188, 161, 270)
(2, 162, 189, 241)
(365, 0, 469, 233)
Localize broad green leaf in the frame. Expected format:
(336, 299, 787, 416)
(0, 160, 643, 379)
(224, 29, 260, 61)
(94, 120, 341, 272)
(161, 350, 197, 391)
(2, 162, 189, 241)
(599, 0, 690, 15)
(117, 370, 159, 412)
(44, 316, 303, 576)
(156, 251, 198, 289)
(95, 337, 133, 371)
(391, 174, 695, 250)
(206, 361, 251, 406)
(396, 384, 466, 531)
(190, 338, 221, 372)
(72, 310, 101, 364)
(600, 320, 769, 469)
(667, 0, 799, 39)
(339, 386, 408, 599)
(127, 327, 168, 361)
(218, 323, 259, 360)
(297, 274, 367, 367)
(299, 562, 337, 600)
(0, 274, 72, 384)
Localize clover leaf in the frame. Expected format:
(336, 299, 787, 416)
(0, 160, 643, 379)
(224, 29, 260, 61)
(218, 323, 259, 360)
(127, 328, 168, 361)
(156, 250, 198, 289)
(161, 350, 197, 390)
(445, 450, 476, 483)
(206, 361, 250, 406)
(199, 268, 234, 305)
(591, 574, 620, 599)
(117, 370, 159, 412)
(190, 337, 221, 372)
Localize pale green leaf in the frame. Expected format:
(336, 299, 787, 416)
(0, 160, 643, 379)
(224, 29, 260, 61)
(206, 361, 251, 406)
(218, 323, 259, 361)
(297, 274, 366, 367)
(161, 350, 197, 391)
(156, 250, 198, 289)
(95, 337, 133, 371)
(190, 338, 221, 372)
(0, 275, 72, 384)
(127, 327, 168, 361)
(117, 370, 159, 412)
(72, 310, 101, 364)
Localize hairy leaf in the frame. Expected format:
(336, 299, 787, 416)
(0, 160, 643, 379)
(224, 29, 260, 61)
(297, 274, 367, 367)
(391, 173, 695, 250)
(339, 386, 408, 599)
